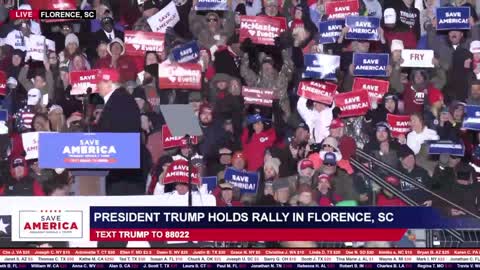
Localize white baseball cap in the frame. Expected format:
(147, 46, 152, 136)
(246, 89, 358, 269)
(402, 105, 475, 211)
(470, 40, 480, 54)
(384, 8, 396, 25)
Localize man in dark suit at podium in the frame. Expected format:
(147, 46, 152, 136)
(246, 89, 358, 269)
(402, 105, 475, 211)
(95, 69, 144, 196)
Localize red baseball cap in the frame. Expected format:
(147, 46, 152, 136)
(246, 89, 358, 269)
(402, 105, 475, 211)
(329, 119, 345, 130)
(96, 69, 120, 83)
(299, 159, 314, 170)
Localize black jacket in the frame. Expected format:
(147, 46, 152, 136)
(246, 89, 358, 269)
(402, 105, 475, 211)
(87, 29, 124, 60)
(399, 165, 432, 204)
(95, 87, 141, 133)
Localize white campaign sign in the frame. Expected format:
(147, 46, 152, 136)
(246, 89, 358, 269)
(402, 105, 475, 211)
(21, 131, 39, 160)
(147, 1, 180, 33)
(26, 34, 46, 61)
(400, 49, 434, 68)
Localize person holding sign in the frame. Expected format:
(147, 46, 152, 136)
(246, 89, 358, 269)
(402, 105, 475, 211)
(189, 0, 235, 50)
(214, 182, 243, 206)
(383, 0, 421, 49)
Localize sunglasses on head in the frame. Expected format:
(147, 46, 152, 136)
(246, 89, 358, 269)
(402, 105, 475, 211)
(207, 18, 218, 22)
(322, 144, 333, 148)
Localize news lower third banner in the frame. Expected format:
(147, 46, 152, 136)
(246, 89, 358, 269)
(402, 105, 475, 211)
(89, 207, 480, 242)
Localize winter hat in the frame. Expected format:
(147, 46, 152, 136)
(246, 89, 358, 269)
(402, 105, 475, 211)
(107, 38, 125, 56)
(48, 105, 63, 114)
(299, 159, 314, 170)
(384, 8, 396, 24)
(206, 12, 220, 21)
(428, 88, 444, 105)
(7, 77, 18, 88)
(470, 40, 480, 54)
(65, 33, 79, 47)
(322, 136, 339, 151)
(391, 39, 404, 52)
(398, 145, 415, 159)
(264, 0, 279, 7)
(329, 119, 345, 130)
(383, 93, 399, 102)
(264, 157, 281, 176)
(143, 0, 160, 11)
(297, 122, 310, 132)
(375, 121, 391, 132)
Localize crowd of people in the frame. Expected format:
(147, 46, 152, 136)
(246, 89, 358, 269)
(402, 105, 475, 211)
(0, 0, 479, 228)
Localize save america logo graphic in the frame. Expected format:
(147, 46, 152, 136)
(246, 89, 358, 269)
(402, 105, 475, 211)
(17, 209, 83, 239)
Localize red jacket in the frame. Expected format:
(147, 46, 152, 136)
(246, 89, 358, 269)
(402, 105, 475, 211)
(241, 128, 276, 171)
(318, 193, 342, 206)
(376, 193, 407, 206)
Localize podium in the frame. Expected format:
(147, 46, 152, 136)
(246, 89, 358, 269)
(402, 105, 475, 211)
(38, 132, 141, 196)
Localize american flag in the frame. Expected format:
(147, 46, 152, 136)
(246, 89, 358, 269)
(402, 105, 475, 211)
(0, 215, 12, 247)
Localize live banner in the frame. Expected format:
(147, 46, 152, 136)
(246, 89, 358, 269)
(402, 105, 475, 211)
(387, 114, 411, 138)
(352, 77, 389, 102)
(325, 0, 359, 20)
(158, 63, 202, 90)
(436, 6, 470, 30)
(147, 1, 180, 33)
(297, 80, 337, 105)
(318, 20, 344, 44)
(239, 16, 287, 45)
(400, 49, 434, 68)
(163, 159, 201, 185)
(162, 125, 198, 149)
(224, 167, 259, 194)
(0, 71, 6, 96)
(242, 86, 276, 107)
(462, 105, 480, 131)
(124, 31, 165, 56)
(345, 16, 380, 41)
(428, 141, 465, 157)
(38, 133, 141, 169)
(69, 69, 99, 95)
(171, 41, 200, 63)
(334, 90, 370, 118)
(196, 0, 228, 11)
(303, 54, 340, 80)
(353, 53, 389, 77)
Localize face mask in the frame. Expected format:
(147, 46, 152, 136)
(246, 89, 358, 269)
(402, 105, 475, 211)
(27, 89, 41, 106)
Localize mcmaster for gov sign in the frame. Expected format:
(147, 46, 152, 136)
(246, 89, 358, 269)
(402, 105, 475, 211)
(38, 133, 140, 169)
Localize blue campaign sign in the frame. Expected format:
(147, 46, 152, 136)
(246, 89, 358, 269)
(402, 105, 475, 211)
(224, 167, 259, 194)
(196, 0, 228, 11)
(302, 54, 340, 81)
(353, 53, 389, 77)
(462, 105, 480, 131)
(428, 141, 465, 157)
(436, 7, 470, 30)
(202, 176, 217, 193)
(171, 41, 200, 63)
(318, 20, 344, 44)
(38, 133, 141, 169)
(345, 16, 380, 41)
(0, 109, 7, 122)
